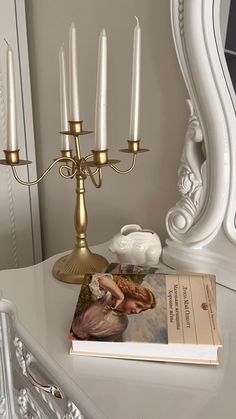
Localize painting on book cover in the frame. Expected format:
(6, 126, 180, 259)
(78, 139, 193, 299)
(70, 273, 168, 344)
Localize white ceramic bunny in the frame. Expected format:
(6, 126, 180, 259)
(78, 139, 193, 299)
(109, 224, 162, 266)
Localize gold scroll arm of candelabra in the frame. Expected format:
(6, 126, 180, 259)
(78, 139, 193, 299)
(84, 154, 99, 176)
(109, 153, 137, 174)
(81, 156, 102, 188)
(110, 139, 149, 173)
(58, 162, 77, 179)
(11, 156, 76, 186)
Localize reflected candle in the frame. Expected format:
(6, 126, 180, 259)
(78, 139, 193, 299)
(59, 46, 70, 150)
(6, 43, 18, 151)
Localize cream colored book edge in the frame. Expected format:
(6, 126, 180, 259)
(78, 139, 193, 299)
(70, 349, 220, 365)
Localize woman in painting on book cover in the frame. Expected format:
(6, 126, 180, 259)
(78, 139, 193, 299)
(71, 273, 156, 342)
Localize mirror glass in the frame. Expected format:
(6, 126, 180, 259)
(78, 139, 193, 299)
(221, 0, 236, 94)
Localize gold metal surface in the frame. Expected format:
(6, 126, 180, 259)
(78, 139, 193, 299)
(61, 120, 93, 136)
(4, 149, 20, 164)
(109, 153, 137, 174)
(61, 149, 73, 158)
(53, 247, 109, 284)
(0, 149, 32, 166)
(53, 173, 108, 283)
(86, 159, 120, 168)
(129, 140, 140, 152)
(0, 159, 32, 166)
(2, 117, 146, 284)
(11, 156, 75, 186)
(120, 140, 149, 154)
(92, 149, 108, 165)
(69, 120, 83, 134)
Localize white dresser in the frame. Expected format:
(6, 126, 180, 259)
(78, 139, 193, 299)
(0, 243, 236, 419)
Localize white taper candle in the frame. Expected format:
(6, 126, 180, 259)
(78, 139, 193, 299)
(129, 17, 141, 141)
(94, 28, 107, 151)
(59, 46, 70, 150)
(6, 43, 18, 151)
(69, 22, 80, 121)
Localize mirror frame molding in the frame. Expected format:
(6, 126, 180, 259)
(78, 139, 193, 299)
(163, 0, 236, 289)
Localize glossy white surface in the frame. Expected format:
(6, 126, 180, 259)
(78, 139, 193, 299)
(0, 243, 235, 419)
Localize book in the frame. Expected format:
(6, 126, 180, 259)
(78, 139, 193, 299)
(69, 272, 222, 365)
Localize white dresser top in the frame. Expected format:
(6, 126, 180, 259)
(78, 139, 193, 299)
(0, 243, 235, 419)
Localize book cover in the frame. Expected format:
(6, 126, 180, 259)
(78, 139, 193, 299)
(69, 272, 222, 364)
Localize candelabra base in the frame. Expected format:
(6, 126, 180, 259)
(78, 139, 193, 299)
(52, 246, 109, 284)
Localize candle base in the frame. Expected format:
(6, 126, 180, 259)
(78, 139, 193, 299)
(4, 149, 20, 164)
(60, 149, 73, 158)
(120, 140, 149, 154)
(85, 149, 120, 167)
(52, 245, 109, 284)
(60, 120, 93, 137)
(92, 149, 108, 165)
(0, 150, 32, 166)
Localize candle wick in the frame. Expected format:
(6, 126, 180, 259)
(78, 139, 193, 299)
(101, 28, 106, 37)
(4, 38, 9, 46)
(134, 16, 140, 26)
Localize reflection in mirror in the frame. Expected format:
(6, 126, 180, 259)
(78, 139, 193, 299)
(224, 1, 236, 93)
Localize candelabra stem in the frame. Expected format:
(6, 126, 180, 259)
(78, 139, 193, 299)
(74, 174, 88, 247)
(52, 166, 108, 284)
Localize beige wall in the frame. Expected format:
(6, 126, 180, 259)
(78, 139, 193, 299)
(25, 0, 188, 259)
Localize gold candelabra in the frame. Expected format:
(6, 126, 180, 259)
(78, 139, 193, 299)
(0, 119, 148, 284)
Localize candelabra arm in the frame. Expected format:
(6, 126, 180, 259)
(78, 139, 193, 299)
(81, 157, 102, 188)
(84, 154, 99, 176)
(109, 153, 137, 174)
(59, 163, 77, 179)
(11, 156, 76, 186)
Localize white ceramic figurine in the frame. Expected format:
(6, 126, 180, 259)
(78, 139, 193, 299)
(109, 224, 162, 266)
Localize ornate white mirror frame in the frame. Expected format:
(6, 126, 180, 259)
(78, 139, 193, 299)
(163, 0, 236, 290)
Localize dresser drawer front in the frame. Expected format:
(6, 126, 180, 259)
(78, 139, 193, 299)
(0, 309, 84, 418)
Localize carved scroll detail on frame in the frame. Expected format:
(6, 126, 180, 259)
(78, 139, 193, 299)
(178, 0, 184, 36)
(166, 100, 206, 241)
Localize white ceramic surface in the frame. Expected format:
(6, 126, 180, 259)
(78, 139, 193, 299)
(0, 242, 235, 419)
(109, 224, 162, 266)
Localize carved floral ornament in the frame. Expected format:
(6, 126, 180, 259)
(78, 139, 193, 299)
(166, 99, 206, 241)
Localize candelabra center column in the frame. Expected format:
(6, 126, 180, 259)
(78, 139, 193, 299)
(52, 150, 109, 283)
(74, 173, 87, 249)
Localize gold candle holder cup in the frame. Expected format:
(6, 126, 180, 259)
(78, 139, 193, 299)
(0, 149, 31, 166)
